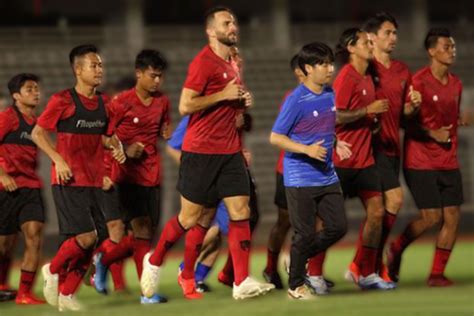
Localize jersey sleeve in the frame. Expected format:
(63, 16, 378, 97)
(0, 111, 15, 142)
(37, 94, 69, 131)
(333, 76, 356, 110)
(271, 96, 300, 136)
(183, 57, 212, 93)
(105, 95, 126, 136)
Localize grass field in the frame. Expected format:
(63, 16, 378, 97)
(2, 241, 474, 316)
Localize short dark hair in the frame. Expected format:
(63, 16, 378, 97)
(69, 44, 99, 65)
(424, 27, 452, 50)
(8, 73, 40, 96)
(335, 27, 363, 65)
(363, 12, 398, 34)
(290, 54, 299, 71)
(205, 6, 234, 26)
(297, 42, 334, 76)
(135, 49, 168, 71)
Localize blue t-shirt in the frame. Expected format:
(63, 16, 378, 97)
(167, 115, 190, 150)
(272, 84, 339, 187)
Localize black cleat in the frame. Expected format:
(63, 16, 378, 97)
(263, 270, 284, 289)
(196, 282, 211, 293)
(324, 277, 335, 288)
(0, 290, 17, 302)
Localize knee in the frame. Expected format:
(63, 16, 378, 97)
(77, 232, 98, 249)
(421, 210, 442, 227)
(368, 205, 385, 222)
(107, 220, 125, 240)
(25, 235, 42, 251)
(387, 194, 403, 212)
(178, 211, 201, 230)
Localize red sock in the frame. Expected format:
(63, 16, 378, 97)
(359, 246, 377, 277)
(376, 211, 397, 269)
(221, 250, 234, 277)
(391, 230, 415, 255)
(133, 238, 151, 279)
(229, 220, 251, 286)
(17, 270, 36, 296)
(0, 256, 12, 288)
(264, 249, 279, 274)
(149, 216, 186, 266)
(308, 251, 326, 276)
(60, 249, 93, 296)
(58, 263, 68, 293)
(110, 260, 126, 291)
(353, 221, 365, 266)
(430, 247, 452, 275)
(101, 235, 134, 266)
(50, 238, 87, 274)
(182, 225, 208, 280)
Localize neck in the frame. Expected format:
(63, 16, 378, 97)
(430, 60, 449, 82)
(75, 81, 96, 98)
(350, 55, 369, 76)
(303, 80, 324, 94)
(209, 39, 231, 61)
(135, 84, 153, 105)
(374, 49, 391, 67)
(15, 102, 34, 117)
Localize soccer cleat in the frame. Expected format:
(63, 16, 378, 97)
(0, 289, 17, 302)
(287, 284, 314, 300)
(140, 293, 168, 304)
(42, 263, 59, 306)
(344, 262, 360, 284)
(140, 253, 161, 298)
(305, 275, 329, 295)
(217, 271, 234, 288)
(196, 281, 211, 293)
(358, 273, 396, 290)
(178, 272, 202, 299)
(379, 262, 394, 283)
(232, 277, 275, 300)
(262, 270, 284, 289)
(93, 252, 108, 295)
(15, 293, 46, 305)
(427, 274, 454, 287)
(324, 277, 335, 288)
(58, 293, 83, 312)
(386, 244, 402, 283)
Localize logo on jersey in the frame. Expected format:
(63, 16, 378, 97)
(313, 110, 319, 117)
(76, 120, 106, 129)
(362, 89, 367, 96)
(133, 117, 139, 124)
(20, 131, 33, 141)
(331, 105, 336, 112)
(223, 72, 228, 79)
(433, 95, 439, 102)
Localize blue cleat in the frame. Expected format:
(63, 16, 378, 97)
(93, 252, 108, 295)
(358, 273, 396, 290)
(140, 293, 168, 304)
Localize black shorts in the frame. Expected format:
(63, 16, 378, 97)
(52, 186, 103, 235)
(0, 188, 45, 235)
(335, 165, 382, 199)
(274, 172, 288, 210)
(374, 151, 401, 192)
(99, 187, 122, 223)
(178, 152, 250, 205)
(404, 169, 464, 209)
(117, 184, 161, 227)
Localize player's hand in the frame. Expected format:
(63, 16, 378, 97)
(304, 140, 327, 162)
(242, 148, 252, 166)
(221, 78, 244, 101)
(458, 111, 472, 126)
(161, 123, 171, 140)
(126, 142, 145, 159)
(429, 125, 452, 143)
(54, 157, 73, 184)
(366, 99, 389, 114)
(241, 91, 253, 108)
(0, 174, 18, 192)
(335, 140, 352, 161)
(408, 85, 422, 108)
(102, 176, 114, 191)
(109, 135, 126, 164)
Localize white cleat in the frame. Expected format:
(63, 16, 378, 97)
(232, 276, 275, 300)
(42, 263, 59, 306)
(287, 284, 314, 300)
(58, 294, 83, 312)
(305, 275, 329, 295)
(140, 253, 161, 298)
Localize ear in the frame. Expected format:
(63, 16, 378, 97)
(12, 92, 21, 102)
(206, 26, 214, 38)
(135, 69, 142, 79)
(304, 64, 312, 75)
(347, 44, 356, 54)
(73, 61, 82, 77)
(427, 47, 436, 58)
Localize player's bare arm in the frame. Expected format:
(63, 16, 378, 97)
(403, 85, 422, 116)
(336, 99, 389, 125)
(0, 167, 17, 192)
(270, 132, 327, 162)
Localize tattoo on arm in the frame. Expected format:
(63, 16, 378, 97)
(336, 108, 367, 125)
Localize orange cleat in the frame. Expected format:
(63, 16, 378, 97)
(427, 274, 454, 287)
(15, 293, 46, 305)
(178, 272, 202, 300)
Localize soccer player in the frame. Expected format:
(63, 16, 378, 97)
(141, 6, 274, 300)
(92, 49, 170, 304)
(32, 44, 125, 311)
(360, 12, 422, 280)
(270, 42, 348, 299)
(387, 28, 465, 287)
(0, 73, 45, 305)
(333, 28, 394, 290)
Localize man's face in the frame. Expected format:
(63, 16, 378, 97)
(14, 80, 40, 108)
(350, 32, 374, 61)
(306, 62, 335, 86)
(136, 66, 163, 93)
(430, 37, 456, 66)
(371, 21, 398, 54)
(208, 11, 239, 46)
(75, 53, 103, 87)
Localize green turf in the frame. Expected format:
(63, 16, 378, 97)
(2, 241, 474, 315)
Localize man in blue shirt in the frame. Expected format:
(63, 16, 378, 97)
(270, 42, 348, 299)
